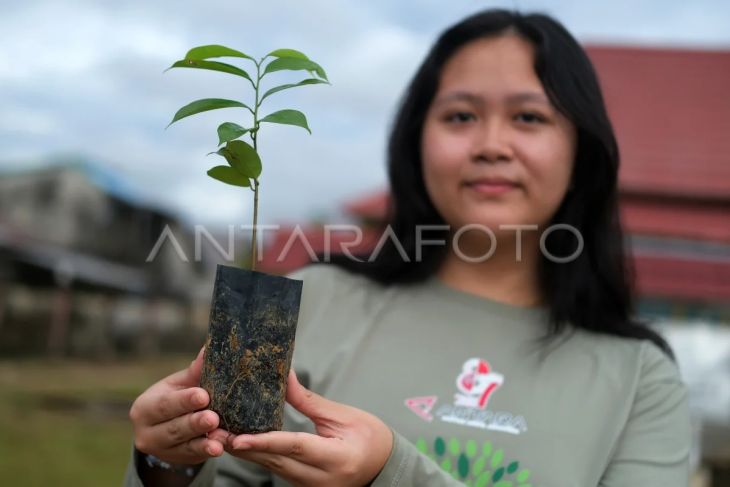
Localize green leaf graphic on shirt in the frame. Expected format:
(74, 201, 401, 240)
(516, 469, 531, 482)
(472, 456, 486, 476)
(434, 437, 446, 456)
(458, 453, 470, 479)
(476, 472, 492, 487)
(449, 438, 461, 456)
(465, 439, 478, 458)
(416, 436, 529, 484)
(482, 440, 493, 457)
(491, 448, 504, 468)
(416, 438, 428, 454)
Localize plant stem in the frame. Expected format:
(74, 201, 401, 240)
(251, 178, 259, 269)
(249, 59, 263, 271)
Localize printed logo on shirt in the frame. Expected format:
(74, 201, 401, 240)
(404, 357, 528, 435)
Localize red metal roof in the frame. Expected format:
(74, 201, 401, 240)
(621, 197, 730, 242)
(633, 253, 730, 302)
(585, 45, 730, 198)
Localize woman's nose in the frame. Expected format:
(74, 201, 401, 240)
(470, 120, 514, 163)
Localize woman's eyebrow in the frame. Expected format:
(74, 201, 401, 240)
(433, 91, 550, 107)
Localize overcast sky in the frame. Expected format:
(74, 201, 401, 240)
(2, 0, 729, 229)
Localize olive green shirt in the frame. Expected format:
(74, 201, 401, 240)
(124, 264, 691, 486)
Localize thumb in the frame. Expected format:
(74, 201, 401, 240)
(285, 368, 340, 421)
(169, 345, 206, 388)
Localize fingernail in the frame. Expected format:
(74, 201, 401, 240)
(194, 393, 206, 407)
(206, 445, 216, 456)
(233, 441, 250, 450)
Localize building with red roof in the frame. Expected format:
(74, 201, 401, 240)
(260, 44, 730, 319)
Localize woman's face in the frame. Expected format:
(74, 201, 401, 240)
(421, 34, 577, 236)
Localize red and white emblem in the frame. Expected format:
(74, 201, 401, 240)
(454, 358, 504, 409)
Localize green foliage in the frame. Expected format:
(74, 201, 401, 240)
(167, 59, 253, 83)
(261, 78, 328, 103)
(165, 43, 329, 182)
(261, 109, 311, 134)
(168, 98, 253, 127)
(206, 166, 251, 187)
(185, 44, 254, 61)
(263, 57, 328, 81)
(214, 140, 262, 180)
(165, 43, 329, 269)
(217, 122, 251, 146)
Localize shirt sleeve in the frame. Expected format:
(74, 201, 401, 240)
(369, 430, 466, 487)
(598, 341, 692, 487)
(122, 445, 274, 487)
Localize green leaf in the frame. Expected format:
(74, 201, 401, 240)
(475, 472, 492, 487)
(215, 140, 261, 179)
(465, 440, 478, 458)
(434, 437, 446, 457)
(217, 122, 250, 145)
(491, 449, 504, 469)
(260, 78, 328, 103)
(207, 166, 250, 187)
(448, 438, 461, 456)
(516, 469, 531, 482)
(472, 457, 486, 477)
(492, 467, 505, 482)
(168, 98, 252, 127)
(260, 109, 310, 134)
(266, 48, 310, 60)
(184, 44, 253, 61)
(506, 461, 519, 474)
(262, 57, 328, 81)
(166, 59, 253, 83)
(457, 453, 470, 479)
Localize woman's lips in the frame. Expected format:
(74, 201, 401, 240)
(464, 180, 518, 195)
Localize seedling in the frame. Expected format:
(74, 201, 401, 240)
(165, 44, 329, 434)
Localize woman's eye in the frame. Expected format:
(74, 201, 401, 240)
(445, 112, 475, 123)
(515, 112, 545, 124)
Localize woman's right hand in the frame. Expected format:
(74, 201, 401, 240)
(129, 346, 228, 465)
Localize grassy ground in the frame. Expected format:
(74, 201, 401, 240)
(0, 355, 193, 486)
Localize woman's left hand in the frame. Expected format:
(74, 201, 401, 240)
(222, 369, 393, 487)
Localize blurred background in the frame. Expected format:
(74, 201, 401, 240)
(0, 0, 728, 485)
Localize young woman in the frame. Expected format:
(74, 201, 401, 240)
(125, 9, 691, 487)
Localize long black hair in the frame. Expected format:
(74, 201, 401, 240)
(328, 9, 674, 359)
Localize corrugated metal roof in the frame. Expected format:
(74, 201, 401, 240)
(586, 45, 730, 198)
